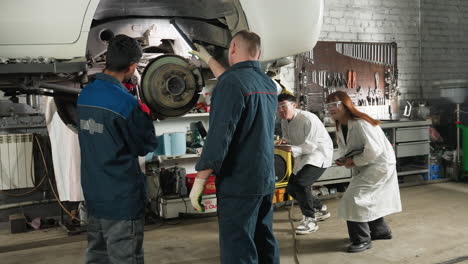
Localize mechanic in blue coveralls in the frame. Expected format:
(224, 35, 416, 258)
(77, 34, 157, 264)
(188, 30, 279, 264)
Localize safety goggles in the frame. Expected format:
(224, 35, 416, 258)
(277, 102, 293, 110)
(325, 101, 342, 110)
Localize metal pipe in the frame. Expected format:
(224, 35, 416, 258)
(38, 82, 81, 94)
(0, 199, 56, 210)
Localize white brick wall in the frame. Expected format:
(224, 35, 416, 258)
(321, 0, 422, 101)
(280, 0, 468, 102)
(420, 0, 468, 100)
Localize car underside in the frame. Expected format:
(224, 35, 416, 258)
(0, 0, 323, 127)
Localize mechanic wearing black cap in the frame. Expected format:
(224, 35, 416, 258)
(77, 34, 158, 264)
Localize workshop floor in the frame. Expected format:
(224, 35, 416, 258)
(1, 182, 468, 264)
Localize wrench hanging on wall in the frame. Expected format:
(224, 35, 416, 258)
(335, 42, 396, 66)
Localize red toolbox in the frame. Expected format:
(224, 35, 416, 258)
(186, 173, 216, 194)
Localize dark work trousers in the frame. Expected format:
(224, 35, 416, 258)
(286, 165, 327, 218)
(217, 193, 279, 264)
(346, 217, 391, 244)
(86, 215, 145, 264)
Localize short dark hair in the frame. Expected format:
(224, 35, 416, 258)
(105, 34, 142, 72)
(233, 30, 261, 57)
(278, 93, 296, 103)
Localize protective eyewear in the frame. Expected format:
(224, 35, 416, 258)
(325, 101, 342, 110)
(277, 102, 293, 110)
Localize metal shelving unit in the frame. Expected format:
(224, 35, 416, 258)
(324, 120, 434, 187)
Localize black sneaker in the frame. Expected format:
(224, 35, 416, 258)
(314, 205, 331, 221)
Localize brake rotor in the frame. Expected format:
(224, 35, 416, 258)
(141, 55, 203, 117)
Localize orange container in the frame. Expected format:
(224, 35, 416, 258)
(186, 173, 216, 194)
(276, 188, 286, 202)
(272, 193, 278, 204)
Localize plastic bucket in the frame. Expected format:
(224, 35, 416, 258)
(170, 132, 186, 155)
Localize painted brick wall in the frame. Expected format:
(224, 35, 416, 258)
(420, 0, 468, 100)
(280, 0, 468, 102)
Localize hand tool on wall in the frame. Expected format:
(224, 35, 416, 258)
(356, 86, 366, 106)
(331, 72, 336, 88)
(369, 44, 372, 63)
(379, 45, 385, 64)
(352, 71, 357, 89)
(358, 44, 363, 60)
(377, 45, 380, 64)
(340, 73, 347, 88)
(367, 87, 372, 105)
(376, 45, 379, 64)
(318, 71, 322, 87)
(347, 70, 352, 89)
(374, 72, 379, 90)
(390, 46, 394, 66)
(335, 42, 395, 66)
(367, 44, 371, 63)
(374, 44, 378, 64)
(384, 45, 388, 65)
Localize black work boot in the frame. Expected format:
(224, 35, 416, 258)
(347, 241, 372, 253)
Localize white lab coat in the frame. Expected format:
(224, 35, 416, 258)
(336, 119, 402, 222)
(281, 109, 334, 174)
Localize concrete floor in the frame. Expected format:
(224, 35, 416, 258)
(1, 182, 468, 264)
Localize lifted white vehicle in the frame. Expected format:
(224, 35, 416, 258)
(0, 0, 323, 125)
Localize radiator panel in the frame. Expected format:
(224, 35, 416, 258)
(0, 134, 35, 190)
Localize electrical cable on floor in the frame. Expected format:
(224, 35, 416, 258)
(34, 135, 84, 224)
(437, 256, 468, 264)
(287, 200, 301, 264)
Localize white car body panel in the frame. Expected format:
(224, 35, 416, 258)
(0, 0, 99, 59)
(239, 0, 324, 61)
(0, 0, 323, 62)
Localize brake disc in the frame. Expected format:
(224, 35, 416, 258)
(141, 55, 203, 118)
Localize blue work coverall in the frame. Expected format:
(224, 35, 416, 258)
(77, 73, 157, 263)
(196, 61, 279, 264)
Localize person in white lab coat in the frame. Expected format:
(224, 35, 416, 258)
(277, 94, 334, 235)
(326, 91, 402, 253)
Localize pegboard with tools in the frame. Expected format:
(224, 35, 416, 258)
(295, 41, 399, 120)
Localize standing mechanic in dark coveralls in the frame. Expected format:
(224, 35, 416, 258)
(188, 30, 279, 264)
(77, 34, 157, 264)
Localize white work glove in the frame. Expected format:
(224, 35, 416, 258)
(189, 177, 207, 212)
(189, 43, 212, 64)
